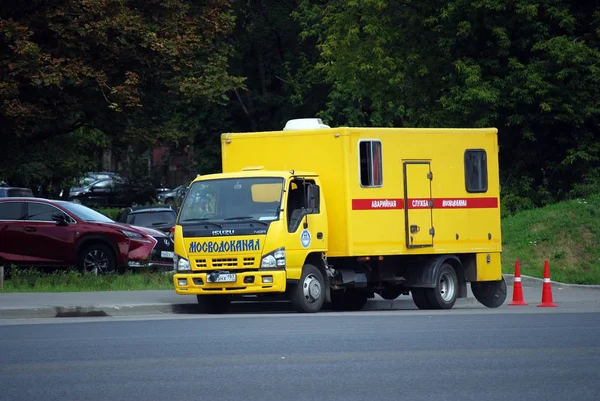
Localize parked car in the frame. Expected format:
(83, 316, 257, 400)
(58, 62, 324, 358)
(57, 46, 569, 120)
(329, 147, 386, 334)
(0, 186, 34, 198)
(0, 197, 174, 274)
(157, 181, 190, 207)
(115, 205, 177, 235)
(58, 172, 122, 200)
(155, 185, 172, 197)
(68, 176, 156, 208)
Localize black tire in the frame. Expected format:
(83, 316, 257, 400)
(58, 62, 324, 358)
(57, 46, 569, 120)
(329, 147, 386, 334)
(411, 288, 432, 309)
(425, 263, 459, 309)
(330, 289, 369, 311)
(197, 295, 231, 314)
(471, 277, 507, 308)
(289, 264, 325, 313)
(78, 243, 116, 275)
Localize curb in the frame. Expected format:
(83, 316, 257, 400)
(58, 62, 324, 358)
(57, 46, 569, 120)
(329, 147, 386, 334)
(0, 297, 478, 319)
(502, 274, 600, 290)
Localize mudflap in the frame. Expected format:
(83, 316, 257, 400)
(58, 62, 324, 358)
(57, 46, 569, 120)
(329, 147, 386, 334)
(471, 277, 507, 308)
(404, 256, 468, 298)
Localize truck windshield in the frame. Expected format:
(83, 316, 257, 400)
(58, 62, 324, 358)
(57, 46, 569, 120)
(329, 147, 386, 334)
(178, 177, 284, 223)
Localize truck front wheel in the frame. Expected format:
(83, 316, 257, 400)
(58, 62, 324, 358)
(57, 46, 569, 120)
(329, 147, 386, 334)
(289, 264, 325, 313)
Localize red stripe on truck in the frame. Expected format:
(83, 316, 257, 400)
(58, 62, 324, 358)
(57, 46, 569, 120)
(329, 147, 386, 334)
(352, 198, 404, 210)
(352, 197, 498, 210)
(432, 197, 498, 209)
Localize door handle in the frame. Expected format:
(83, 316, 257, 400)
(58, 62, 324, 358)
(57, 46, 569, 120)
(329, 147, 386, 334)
(24, 227, 37, 233)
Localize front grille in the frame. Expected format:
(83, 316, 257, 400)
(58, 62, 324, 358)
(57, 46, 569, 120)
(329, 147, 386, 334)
(152, 237, 174, 252)
(194, 256, 257, 270)
(151, 236, 174, 262)
(212, 258, 237, 267)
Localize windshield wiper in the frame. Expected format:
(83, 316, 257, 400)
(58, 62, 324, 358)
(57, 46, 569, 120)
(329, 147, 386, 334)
(179, 218, 222, 228)
(223, 216, 269, 226)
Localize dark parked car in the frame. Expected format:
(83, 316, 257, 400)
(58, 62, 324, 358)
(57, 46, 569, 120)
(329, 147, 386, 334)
(115, 205, 177, 235)
(0, 198, 174, 274)
(0, 187, 34, 198)
(68, 176, 156, 208)
(58, 172, 121, 200)
(156, 181, 190, 207)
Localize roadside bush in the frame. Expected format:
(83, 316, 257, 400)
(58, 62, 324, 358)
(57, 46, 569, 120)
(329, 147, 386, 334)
(95, 207, 123, 220)
(569, 167, 600, 200)
(500, 193, 536, 219)
(8, 267, 43, 288)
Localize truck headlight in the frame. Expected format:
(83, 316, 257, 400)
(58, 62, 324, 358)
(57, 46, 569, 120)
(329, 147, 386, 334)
(175, 255, 191, 271)
(261, 247, 285, 268)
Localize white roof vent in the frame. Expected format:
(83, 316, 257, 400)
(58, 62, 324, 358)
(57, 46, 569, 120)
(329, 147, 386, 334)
(283, 118, 330, 131)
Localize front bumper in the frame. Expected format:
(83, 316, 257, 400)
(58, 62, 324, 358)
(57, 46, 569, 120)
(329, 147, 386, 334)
(128, 260, 174, 271)
(173, 270, 287, 295)
(127, 235, 175, 271)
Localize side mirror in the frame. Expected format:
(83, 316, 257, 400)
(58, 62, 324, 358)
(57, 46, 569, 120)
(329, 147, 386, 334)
(51, 213, 69, 226)
(306, 185, 321, 212)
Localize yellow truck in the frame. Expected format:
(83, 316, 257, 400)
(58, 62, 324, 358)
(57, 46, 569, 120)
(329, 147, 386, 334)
(172, 119, 507, 313)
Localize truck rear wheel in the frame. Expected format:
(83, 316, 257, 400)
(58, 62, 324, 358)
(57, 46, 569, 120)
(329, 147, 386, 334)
(289, 264, 325, 313)
(197, 295, 231, 314)
(411, 288, 432, 309)
(425, 263, 458, 309)
(330, 289, 368, 311)
(471, 277, 507, 308)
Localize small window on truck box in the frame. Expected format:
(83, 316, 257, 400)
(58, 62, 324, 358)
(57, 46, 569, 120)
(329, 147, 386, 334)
(464, 149, 488, 193)
(359, 140, 383, 187)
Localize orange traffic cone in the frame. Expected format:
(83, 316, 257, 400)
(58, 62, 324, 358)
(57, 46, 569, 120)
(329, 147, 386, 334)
(508, 260, 528, 306)
(537, 260, 558, 308)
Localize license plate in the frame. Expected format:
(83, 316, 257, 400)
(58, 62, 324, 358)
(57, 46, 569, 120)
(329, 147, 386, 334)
(207, 273, 236, 283)
(161, 251, 174, 259)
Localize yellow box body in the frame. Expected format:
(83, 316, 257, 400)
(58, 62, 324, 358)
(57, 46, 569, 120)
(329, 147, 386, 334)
(222, 127, 501, 255)
(173, 125, 503, 296)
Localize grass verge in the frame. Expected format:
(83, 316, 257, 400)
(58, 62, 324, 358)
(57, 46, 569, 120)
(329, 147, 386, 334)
(501, 194, 600, 284)
(0, 267, 174, 292)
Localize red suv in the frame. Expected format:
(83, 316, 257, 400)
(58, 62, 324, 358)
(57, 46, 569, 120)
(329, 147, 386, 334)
(0, 198, 174, 274)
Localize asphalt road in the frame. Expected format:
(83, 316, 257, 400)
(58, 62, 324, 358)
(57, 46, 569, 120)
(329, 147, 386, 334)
(1, 312, 599, 401)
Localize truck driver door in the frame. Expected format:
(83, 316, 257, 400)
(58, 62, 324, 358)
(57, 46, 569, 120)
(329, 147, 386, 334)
(403, 161, 434, 248)
(284, 178, 326, 278)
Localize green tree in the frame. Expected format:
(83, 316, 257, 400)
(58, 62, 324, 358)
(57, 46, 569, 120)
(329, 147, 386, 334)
(227, 0, 328, 132)
(175, 0, 330, 175)
(295, 0, 600, 209)
(4, 128, 107, 196)
(0, 0, 243, 185)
